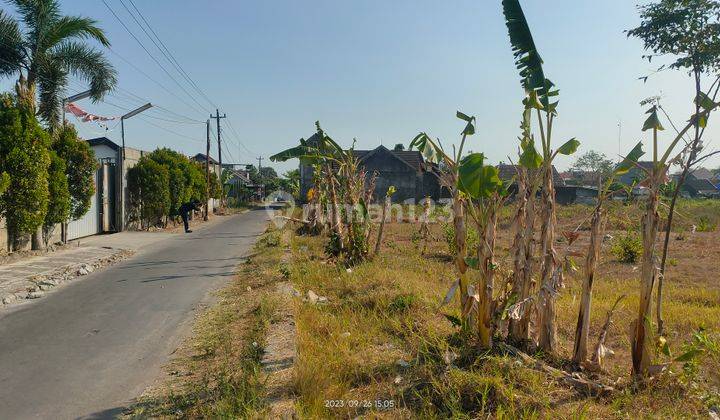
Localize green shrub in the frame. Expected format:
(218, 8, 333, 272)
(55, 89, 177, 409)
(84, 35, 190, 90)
(442, 222, 479, 256)
(43, 150, 71, 244)
(388, 293, 417, 313)
(147, 148, 207, 216)
(279, 263, 291, 279)
(127, 157, 171, 228)
(0, 94, 50, 249)
(0, 172, 9, 197)
(696, 216, 716, 232)
(259, 231, 281, 248)
(611, 231, 643, 263)
(54, 124, 97, 220)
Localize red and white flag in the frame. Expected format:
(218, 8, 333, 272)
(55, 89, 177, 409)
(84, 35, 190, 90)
(65, 102, 117, 122)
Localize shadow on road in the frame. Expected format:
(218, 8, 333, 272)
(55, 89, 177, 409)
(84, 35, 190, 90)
(77, 406, 126, 419)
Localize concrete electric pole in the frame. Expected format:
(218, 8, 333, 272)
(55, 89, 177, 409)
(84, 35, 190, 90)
(205, 119, 210, 221)
(211, 109, 226, 207)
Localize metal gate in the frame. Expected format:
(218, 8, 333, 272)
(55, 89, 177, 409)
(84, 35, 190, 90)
(67, 168, 101, 240)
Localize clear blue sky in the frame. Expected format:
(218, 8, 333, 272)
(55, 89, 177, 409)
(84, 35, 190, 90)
(2, 0, 719, 174)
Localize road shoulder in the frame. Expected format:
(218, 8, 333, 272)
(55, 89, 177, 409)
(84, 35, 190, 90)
(124, 225, 297, 418)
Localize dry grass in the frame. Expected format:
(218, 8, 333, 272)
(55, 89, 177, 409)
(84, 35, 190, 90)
(290, 199, 720, 418)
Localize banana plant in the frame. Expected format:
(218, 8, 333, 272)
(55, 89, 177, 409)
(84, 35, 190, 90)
(508, 108, 543, 343)
(502, 0, 580, 354)
(632, 95, 719, 376)
(457, 152, 510, 348)
(411, 112, 477, 329)
(572, 141, 644, 365)
(270, 122, 350, 252)
(374, 185, 396, 256)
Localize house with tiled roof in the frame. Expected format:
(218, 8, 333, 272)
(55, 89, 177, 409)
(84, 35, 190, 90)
(496, 163, 565, 187)
(299, 138, 444, 203)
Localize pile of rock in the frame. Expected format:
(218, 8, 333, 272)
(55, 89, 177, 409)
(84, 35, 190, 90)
(1, 249, 133, 307)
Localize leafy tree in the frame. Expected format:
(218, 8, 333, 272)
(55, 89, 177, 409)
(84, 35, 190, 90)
(0, 172, 9, 196)
(628, 0, 720, 342)
(208, 170, 221, 199)
(54, 124, 97, 220)
(281, 169, 300, 197)
(127, 157, 170, 229)
(147, 148, 193, 216)
(571, 150, 614, 182)
(0, 0, 117, 127)
(146, 148, 211, 217)
(188, 161, 209, 201)
(0, 94, 50, 250)
(43, 150, 70, 246)
(259, 166, 277, 180)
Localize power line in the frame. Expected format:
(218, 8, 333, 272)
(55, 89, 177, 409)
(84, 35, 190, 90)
(107, 48, 207, 117)
(222, 137, 238, 165)
(102, 98, 204, 125)
(136, 115, 205, 144)
(111, 86, 203, 123)
(224, 119, 255, 155)
(101, 0, 210, 115)
(124, 0, 218, 110)
(0, 43, 206, 125)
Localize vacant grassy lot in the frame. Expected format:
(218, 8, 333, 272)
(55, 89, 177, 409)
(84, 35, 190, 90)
(135, 199, 719, 419)
(291, 199, 720, 418)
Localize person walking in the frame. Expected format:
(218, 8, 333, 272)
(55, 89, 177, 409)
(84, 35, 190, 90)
(178, 199, 202, 233)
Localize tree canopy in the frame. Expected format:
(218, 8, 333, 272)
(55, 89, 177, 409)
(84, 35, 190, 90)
(0, 0, 116, 126)
(627, 0, 720, 74)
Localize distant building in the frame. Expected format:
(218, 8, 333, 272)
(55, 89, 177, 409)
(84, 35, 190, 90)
(495, 164, 608, 205)
(299, 136, 444, 203)
(496, 164, 565, 189)
(673, 173, 720, 198)
(190, 153, 222, 179)
(617, 161, 662, 188)
(559, 170, 604, 187)
(687, 167, 714, 181)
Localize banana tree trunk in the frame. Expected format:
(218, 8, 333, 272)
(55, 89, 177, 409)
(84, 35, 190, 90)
(573, 201, 604, 363)
(452, 195, 472, 325)
(374, 195, 390, 256)
(325, 165, 343, 248)
(419, 198, 432, 254)
(517, 187, 537, 341)
(538, 164, 560, 353)
(477, 205, 498, 349)
(632, 171, 662, 376)
(509, 170, 529, 341)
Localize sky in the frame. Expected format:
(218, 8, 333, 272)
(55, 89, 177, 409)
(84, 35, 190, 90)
(2, 0, 719, 175)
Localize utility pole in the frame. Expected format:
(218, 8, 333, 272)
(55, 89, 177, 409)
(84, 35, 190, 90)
(211, 109, 226, 207)
(205, 119, 210, 221)
(617, 120, 622, 158)
(257, 156, 264, 200)
(119, 103, 152, 231)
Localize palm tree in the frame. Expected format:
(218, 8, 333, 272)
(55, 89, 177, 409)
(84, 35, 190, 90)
(0, 0, 117, 127)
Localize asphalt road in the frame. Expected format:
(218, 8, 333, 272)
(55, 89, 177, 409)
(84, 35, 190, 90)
(0, 209, 270, 419)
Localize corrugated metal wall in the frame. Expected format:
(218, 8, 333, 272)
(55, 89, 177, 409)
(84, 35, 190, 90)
(67, 169, 100, 240)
